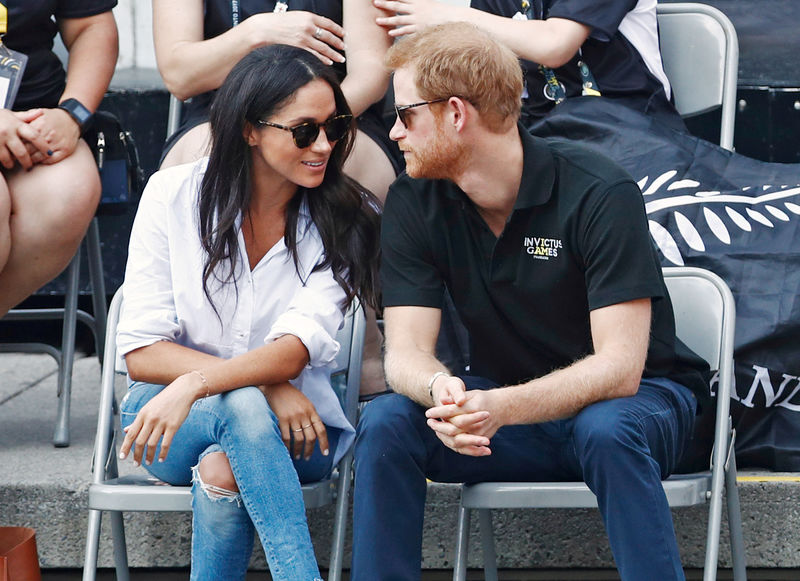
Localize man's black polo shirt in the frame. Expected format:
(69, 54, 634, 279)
(381, 128, 707, 399)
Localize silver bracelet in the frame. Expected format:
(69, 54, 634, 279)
(191, 370, 210, 398)
(427, 371, 450, 403)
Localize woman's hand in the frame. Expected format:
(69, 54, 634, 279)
(119, 372, 207, 466)
(374, 0, 464, 37)
(27, 108, 81, 165)
(244, 11, 345, 65)
(261, 382, 329, 460)
(0, 109, 52, 170)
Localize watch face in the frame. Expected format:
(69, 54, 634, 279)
(59, 98, 92, 129)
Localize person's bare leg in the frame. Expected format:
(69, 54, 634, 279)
(0, 177, 12, 274)
(0, 141, 100, 316)
(160, 123, 211, 169)
(343, 130, 396, 395)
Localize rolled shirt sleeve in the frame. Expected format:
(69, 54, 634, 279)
(265, 267, 347, 368)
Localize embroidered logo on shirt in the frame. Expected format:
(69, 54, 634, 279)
(523, 236, 562, 260)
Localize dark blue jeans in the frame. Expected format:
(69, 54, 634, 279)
(352, 376, 697, 581)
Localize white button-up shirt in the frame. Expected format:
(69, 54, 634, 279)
(117, 158, 355, 463)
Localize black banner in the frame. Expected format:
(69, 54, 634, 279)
(530, 97, 800, 470)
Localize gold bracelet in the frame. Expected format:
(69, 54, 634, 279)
(427, 371, 450, 403)
(191, 370, 210, 398)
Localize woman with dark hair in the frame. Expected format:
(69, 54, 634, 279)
(116, 45, 380, 580)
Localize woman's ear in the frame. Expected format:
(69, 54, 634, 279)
(243, 122, 257, 146)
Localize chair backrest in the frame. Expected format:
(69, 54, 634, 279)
(656, 3, 739, 150)
(166, 95, 183, 141)
(92, 288, 365, 483)
(662, 266, 736, 468)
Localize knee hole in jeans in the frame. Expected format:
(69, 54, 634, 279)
(194, 452, 240, 501)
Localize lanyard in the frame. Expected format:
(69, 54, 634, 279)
(521, 0, 601, 101)
(231, 0, 240, 26)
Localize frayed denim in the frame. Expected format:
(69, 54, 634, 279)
(121, 382, 336, 581)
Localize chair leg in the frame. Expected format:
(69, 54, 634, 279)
(53, 247, 81, 447)
(453, 504, 471, 581)
(110, 511, 131, 581)
(328, 454, 354, 581)
(86, 218, 107, 364)
(725, 453, 747, 581)
(82, 509, 103, 581)
(478, 509, 498, 581)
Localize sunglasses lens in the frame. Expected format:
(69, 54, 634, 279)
(395, 107, 408, 127)
(326, 116, 351, 142)
(292, 123, 320, 148)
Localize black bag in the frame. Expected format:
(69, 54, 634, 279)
(85, 110, 144, 208)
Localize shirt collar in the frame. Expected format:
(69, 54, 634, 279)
(440, 124, 555, 209)
(513, 124, 555, 210)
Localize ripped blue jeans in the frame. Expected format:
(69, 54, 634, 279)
(120, 381, 338, 581)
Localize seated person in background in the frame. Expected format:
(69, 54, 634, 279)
(117, 45, 380, 581)
(373, 0, 685, 131)
(0, 1, 118, 316)
(352, 23, 708, 581)
(154, 0, 401, 200)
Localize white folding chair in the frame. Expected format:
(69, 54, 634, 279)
(82, 289, 365, 581)
(657, 3, 739, 150)
(452, 266, 746, 581)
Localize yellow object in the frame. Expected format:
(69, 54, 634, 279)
(737, 475, 800, 482)
(0, 4, 6, 36)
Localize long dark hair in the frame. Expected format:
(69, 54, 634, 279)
(198, 45, 380, 314)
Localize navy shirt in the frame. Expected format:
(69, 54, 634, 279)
(2, 0, 117, 110)
(381, 128, 707, 399)
(470, 0, 669, 123)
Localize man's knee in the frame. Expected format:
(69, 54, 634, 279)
(572, 402, 647, 464)
(356, 393, 427, 459)
(196, 451, 239, 494)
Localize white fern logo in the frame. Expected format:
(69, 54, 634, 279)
(641, 170, 800, 265)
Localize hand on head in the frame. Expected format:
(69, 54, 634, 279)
(374, 0, 460, 38)
(245, 11, 346, 65)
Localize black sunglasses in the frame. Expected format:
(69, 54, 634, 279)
(257, 114, 353, 148)
(394, 98, 449, 128)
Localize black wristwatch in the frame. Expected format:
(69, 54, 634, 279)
(58, 98, 93, 134)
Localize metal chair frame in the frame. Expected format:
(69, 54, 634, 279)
(0, 218, 107, 447)
(82, 289, 365, 581)
(452, 267, 746, 581)
(657, 3, 739, 150)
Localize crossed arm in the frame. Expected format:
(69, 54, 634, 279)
(383, 298, 652, 456)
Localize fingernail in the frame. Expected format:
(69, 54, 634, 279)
(118, 452, 125, 459)
(46, 150, 53, 156)
(322, 449, 329, 456)
(133, 461, 140, 467)
(158, 458, 164, 463)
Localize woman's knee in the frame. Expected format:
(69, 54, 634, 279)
(197, 451, 239, 494)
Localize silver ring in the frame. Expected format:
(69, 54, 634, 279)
(292, 427, 304, 432)
(301, 424, 313, 429)
(314, 27, 322, 39)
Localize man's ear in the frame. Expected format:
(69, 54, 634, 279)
(243, 122, 257, 146)
(450, 97, 470, 132)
